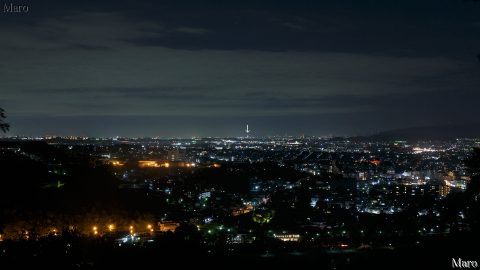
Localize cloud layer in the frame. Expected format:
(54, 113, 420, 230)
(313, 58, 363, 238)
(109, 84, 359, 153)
(1, 0, 480, 136)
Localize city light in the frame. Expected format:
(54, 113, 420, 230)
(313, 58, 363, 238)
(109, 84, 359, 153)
(110, 160, 124, 167)
(412, 147, 437, 154)
(273, 234, 300, 242)
(138, 160, 161, 168)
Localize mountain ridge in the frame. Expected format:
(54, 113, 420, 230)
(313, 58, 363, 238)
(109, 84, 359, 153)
(353, 123, 480, 142)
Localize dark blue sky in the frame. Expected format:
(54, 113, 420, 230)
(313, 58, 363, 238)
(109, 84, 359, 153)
(1, 0, 480, 137)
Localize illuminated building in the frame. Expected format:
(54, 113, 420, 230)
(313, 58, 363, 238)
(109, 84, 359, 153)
(167, 149, 185, 161)
(439, 184, 451, 198)
(138, 160, 160, 168)
(227, 234, 254, 244)
(273, 233, 301, 242)
(446, 180, 467, 189)
(158, 221, 180, 232)
(370, 159, 381, 166)
(199, 191, 211, 200)
(232, 205, 253, 216)
(358, 172, 367, 181)
(109, 160, 124, 166)
(310, 197, 319, 208)
(138, 160, 171, 168)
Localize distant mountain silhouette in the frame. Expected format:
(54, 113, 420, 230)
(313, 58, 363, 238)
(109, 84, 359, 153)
(356, 123, 480, 142)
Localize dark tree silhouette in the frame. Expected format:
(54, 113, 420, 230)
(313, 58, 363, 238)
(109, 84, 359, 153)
(0, 107, 10, 133)
(465, 147, 480, 196)
(463, 147, 480, 233)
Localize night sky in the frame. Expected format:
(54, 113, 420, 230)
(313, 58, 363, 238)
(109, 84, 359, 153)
(1, 0, 480, 137)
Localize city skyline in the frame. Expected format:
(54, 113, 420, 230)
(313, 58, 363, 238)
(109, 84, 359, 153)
(1, 0, 480, 137)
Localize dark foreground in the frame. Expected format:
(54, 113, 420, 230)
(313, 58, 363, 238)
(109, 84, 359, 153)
(1, 232, 478, 269)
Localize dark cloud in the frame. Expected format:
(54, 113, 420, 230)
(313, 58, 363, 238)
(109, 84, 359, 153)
(1, 0, 480, 136)
(62, 44, 114, 51)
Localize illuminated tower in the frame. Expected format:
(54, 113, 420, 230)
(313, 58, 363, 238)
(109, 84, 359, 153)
(245, 124, 250, 138)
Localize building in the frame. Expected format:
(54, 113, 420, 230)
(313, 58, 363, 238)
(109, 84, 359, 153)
(273, 233, 301, 242)
(158, 221, 180, 232)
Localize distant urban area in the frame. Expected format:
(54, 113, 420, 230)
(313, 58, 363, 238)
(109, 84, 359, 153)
(1, 134, 479, 268)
